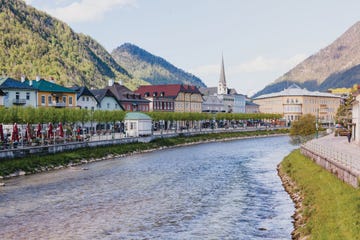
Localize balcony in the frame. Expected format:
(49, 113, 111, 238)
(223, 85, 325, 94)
(52, 101, 66, 108)
(12, 98, 26, 105)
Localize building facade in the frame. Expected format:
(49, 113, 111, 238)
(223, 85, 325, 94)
(25, 77, 77, 108)
(202, 95, 225, 112)
(72, 86, 99, 111)
(0, 77, 37, 107)
(254, 84, 341, 124)
(136, 84, 203, 112)
(106, 80, 150, 112)
(91, 89, 123, 111)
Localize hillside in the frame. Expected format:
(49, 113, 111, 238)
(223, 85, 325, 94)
(0, 0, 144, 88)
(111, 43, 207, 88)
(254, 21, 360, 97)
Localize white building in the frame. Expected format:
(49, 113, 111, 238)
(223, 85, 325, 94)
(254, 84, 341, 124)
(124, 112, 152, 137)
(0, 77, 37, 108)
(72, 86, 99, 111)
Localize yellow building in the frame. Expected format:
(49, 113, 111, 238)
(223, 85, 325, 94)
(25, 78, 77, 108)
(254, 84, 341, 124)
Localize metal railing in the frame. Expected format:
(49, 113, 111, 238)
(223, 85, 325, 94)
(302, 141, 360, 174)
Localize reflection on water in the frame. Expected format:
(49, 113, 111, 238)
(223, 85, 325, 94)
(0, 136, 295, 239)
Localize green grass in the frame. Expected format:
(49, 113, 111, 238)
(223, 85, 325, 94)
(0, 128, 288, 177)
(280, 149, 360, 239)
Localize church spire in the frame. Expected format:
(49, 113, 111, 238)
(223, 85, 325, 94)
(218, 54, 227, 95)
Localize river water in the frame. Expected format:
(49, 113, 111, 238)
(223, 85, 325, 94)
(0, 136, 295, 240)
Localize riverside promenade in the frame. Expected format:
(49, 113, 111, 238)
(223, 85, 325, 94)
(301, 133, 360, 187)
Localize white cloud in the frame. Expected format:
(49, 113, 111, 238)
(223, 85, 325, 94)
(191, 54, 306, 78)
(230, 54, 307, 74)
(190, 54, 307, 95)
(44, 0, 138, 23)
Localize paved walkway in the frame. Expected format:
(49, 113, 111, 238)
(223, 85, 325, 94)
(303, 133, 360, 173)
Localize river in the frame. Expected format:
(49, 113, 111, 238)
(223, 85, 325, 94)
(0, 136, 296, 239)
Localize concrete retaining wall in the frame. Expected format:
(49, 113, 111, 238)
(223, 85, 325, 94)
(301, 146, 360, 188)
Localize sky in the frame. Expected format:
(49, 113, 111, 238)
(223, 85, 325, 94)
(24, 0, 360, 96)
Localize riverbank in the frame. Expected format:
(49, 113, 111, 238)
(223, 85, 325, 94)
(278, 149, 360, 239)
(0, 128, 288, 179)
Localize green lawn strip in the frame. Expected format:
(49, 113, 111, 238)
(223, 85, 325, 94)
(0, 128, 288, 177)
(281, 149, 360, 239)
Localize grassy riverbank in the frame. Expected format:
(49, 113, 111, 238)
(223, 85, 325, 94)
(279, 149, 360, 239)
(0, 128, 288, 178)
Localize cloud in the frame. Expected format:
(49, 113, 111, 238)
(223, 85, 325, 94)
(43, 0, 138, 23)
(230, 54, 307, 74)
(191, 54, 306, 78)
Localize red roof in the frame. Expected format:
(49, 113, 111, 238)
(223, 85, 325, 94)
(135, 84, 201, 98)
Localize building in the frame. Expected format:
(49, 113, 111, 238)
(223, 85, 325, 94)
(71, 86, 99, 111)
(245, 101, 260, 113)
(24, 77, 77, 108)
(91, 89, 123, 111)
(0, 89, 5, 106)
(106, 80, 150, 112)
(202, 95, 225, 112)
(0, 77, 37, 107)
(200, 56, 246, 113)
(135, 84, 203, 112)
(254, 84, 341, 124)
(124, 112, 152, 137)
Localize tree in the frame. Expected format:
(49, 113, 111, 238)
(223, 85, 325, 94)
(290, 114, 316, 136)
(335, 94, 354, 128)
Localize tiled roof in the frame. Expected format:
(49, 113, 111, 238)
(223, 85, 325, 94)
(0, 77, 35, 90)
(71, 86, 98, 102)
(106, 83, 149, 103)
(124, 112, 152, 120)
(246, 101, 259, 106)
(24, 79, 75, 93)
(136, 84, 201, 98)
(255, 84, 340, 99)
(91, 89, 114, 102)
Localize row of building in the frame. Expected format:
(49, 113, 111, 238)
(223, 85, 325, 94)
(0, 76, 254, 113)
(0, 56, 343, 126)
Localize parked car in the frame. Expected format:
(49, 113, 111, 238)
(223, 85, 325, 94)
(335, 127, 350, 136)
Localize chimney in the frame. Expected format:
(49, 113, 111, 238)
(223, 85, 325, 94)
(29, 80, 33, 86)
(50, 77, 54, 83)
(108, 79, 114, 86)
(21, 75, 25, 82)
(36, 75, 40, 82)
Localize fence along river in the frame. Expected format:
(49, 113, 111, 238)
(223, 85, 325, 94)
(0, 136, 295, 239)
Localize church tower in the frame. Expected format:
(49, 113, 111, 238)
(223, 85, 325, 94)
(218, 55, 227, 95)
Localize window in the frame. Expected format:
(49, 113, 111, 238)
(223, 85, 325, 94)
(107, 103, 110, 109)
(127, 105, 131, 110)
(86, 96, 89, 101)
(69, 97, 73, 105)
(48, 96, 52, 105)
(115, 104, 118, 109)
(16, 92, 20, 100)
(82, 97, 85, 101)
(41, 95, 45, 105)
(62, 96, 66, 104)
(26, 92, 30, 100)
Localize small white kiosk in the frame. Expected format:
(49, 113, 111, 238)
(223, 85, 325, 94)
(124, 112, 152, 137)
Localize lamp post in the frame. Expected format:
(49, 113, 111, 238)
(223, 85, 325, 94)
(316, 108, 319, 138)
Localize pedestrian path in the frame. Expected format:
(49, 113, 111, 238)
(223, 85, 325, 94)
(303, 133, 360, 174)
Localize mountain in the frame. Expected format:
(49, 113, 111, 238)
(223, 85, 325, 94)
(0, 0, 142, 88)
(111, 43, 207, 88)
(254, 21, 360, 97)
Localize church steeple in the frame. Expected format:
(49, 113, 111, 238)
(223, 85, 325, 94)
(218, 55, 227, 95)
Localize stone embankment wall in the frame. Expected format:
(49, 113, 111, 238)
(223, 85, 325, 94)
(0, 134, 178, 160)
(300, 146, 359, 188)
